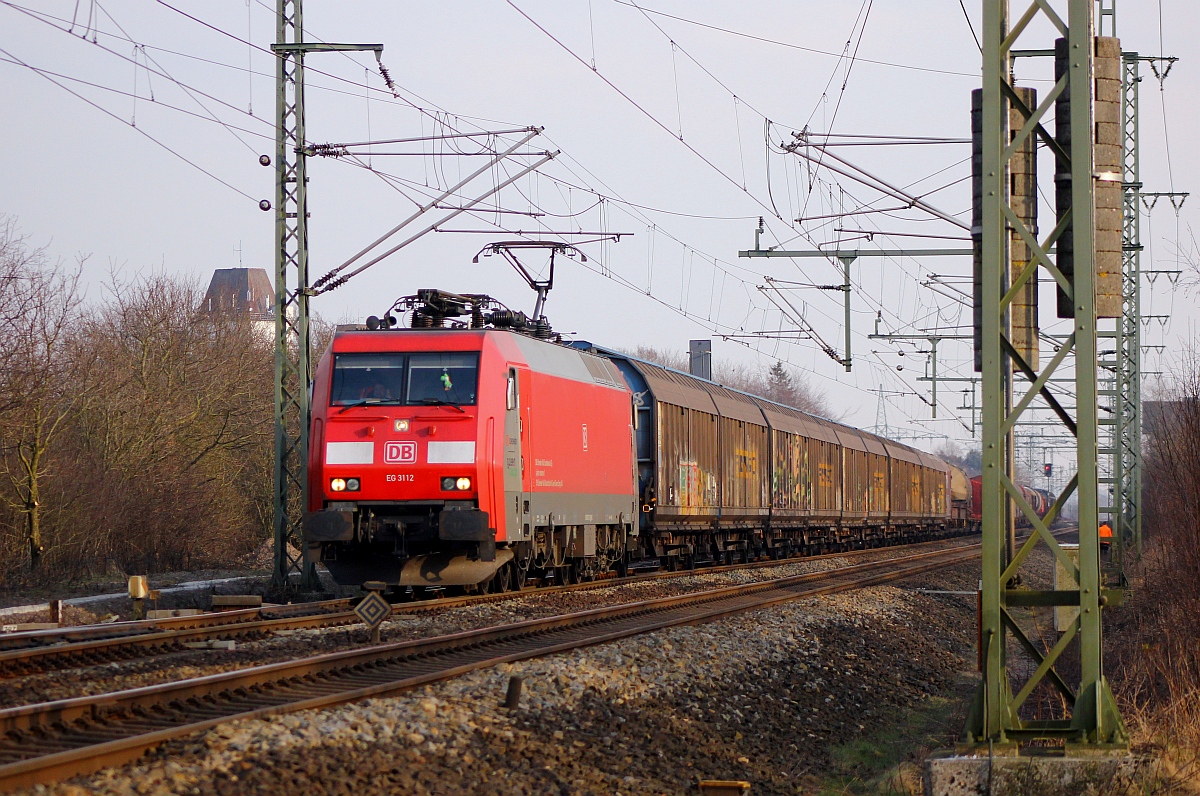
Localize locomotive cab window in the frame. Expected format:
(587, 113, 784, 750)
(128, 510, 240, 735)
(407, 353, 479, 406)
(329, 352, 479, 406)
(330, 353, 406, 405)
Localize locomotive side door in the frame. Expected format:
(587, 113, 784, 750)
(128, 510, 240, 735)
(504, 367, 531, 541)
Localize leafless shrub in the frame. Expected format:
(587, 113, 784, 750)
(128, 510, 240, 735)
(0, 219, 279, 585)
(57, 271, 274, 576)
(1108, 344, 1200, 766)
(0, 219, 85, 572)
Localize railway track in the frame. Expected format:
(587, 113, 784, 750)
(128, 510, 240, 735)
(0, 542, 982, 791)
(0, 535, 978, 678)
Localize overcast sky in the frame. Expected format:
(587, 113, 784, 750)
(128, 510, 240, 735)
(2, 1, 1195, 472)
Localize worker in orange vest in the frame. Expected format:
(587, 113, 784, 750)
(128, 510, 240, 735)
(1099, 522, 1114, 555)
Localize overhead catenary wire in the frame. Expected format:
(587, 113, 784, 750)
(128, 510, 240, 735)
(9, 0, 985, 434)
(314, 129, 550, 291)
(0, 54, 274, 142)
(783, 138, 970, 230)
(93, 0, 262, 156)
(504, 0, 792, 227)
(1, 1, 274, 131)
(608, 0, 979, 79)
(334, 148, 946, 427)
(0, 44, 259, 203)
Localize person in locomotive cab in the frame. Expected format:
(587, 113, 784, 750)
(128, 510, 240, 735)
(358, 380, 395, 401)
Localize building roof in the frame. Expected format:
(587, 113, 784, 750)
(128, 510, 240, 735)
(201, 268, 274, 321)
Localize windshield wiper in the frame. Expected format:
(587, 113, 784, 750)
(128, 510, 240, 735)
(415, 397, 466, 413)
(336, 398, 393, 414)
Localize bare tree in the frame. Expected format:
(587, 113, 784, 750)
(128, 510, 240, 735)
(1173, 224, 1199, 289)
(629, 345, 688, 372)
(0, 221, 85, 570)
(64, 271, 274, 573)
(625, 345, 834, 417)
(1107, 344, 1200, 755)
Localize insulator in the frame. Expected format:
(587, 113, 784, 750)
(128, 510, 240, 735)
(487, 310, 529, 329)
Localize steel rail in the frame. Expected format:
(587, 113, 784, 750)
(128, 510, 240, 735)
(0, 534, 978, 676)
(0, 601, 352, 652)
(0, 543, 981, 791)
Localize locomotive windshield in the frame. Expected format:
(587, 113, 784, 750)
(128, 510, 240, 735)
(330, 352, 479, 406)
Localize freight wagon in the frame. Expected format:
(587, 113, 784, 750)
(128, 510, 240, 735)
(967, 475, 1053, 529)
(577, 346, 954, 567)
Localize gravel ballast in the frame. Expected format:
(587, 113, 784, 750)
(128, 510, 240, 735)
(24, 557, 986, 796)
(0, 540, 978, 709)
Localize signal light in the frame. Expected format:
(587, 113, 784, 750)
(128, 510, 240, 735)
(1044, 463, 1053, 477)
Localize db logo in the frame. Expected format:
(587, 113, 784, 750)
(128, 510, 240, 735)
(384, 441, 417, 464)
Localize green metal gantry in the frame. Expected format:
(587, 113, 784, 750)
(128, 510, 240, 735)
(271, 0, 382, 588)
(1115, 51, 1142, 560)
(966, 0, 1126, 747)
(1099, 48, 1144, 579)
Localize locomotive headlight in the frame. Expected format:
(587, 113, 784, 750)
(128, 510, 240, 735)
(394, 419, 409, 432)
(440, 477, 455, 491)
(440, 476, 472, 491)
(330, 478, 347, 492)
(346, 478, 361, 491)
(455, 477, 472, 491)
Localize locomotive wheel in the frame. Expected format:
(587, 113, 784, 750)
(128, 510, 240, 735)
(509, 562, 526, 591)
(493, 565, 512, 593)
(615, 556, 628, 578)
(565, 564, 580, 585)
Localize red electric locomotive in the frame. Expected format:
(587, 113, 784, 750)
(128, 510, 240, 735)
(305, 290, 637, 591)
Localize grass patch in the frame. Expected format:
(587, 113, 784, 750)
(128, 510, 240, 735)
(817, 693, 965, 795)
